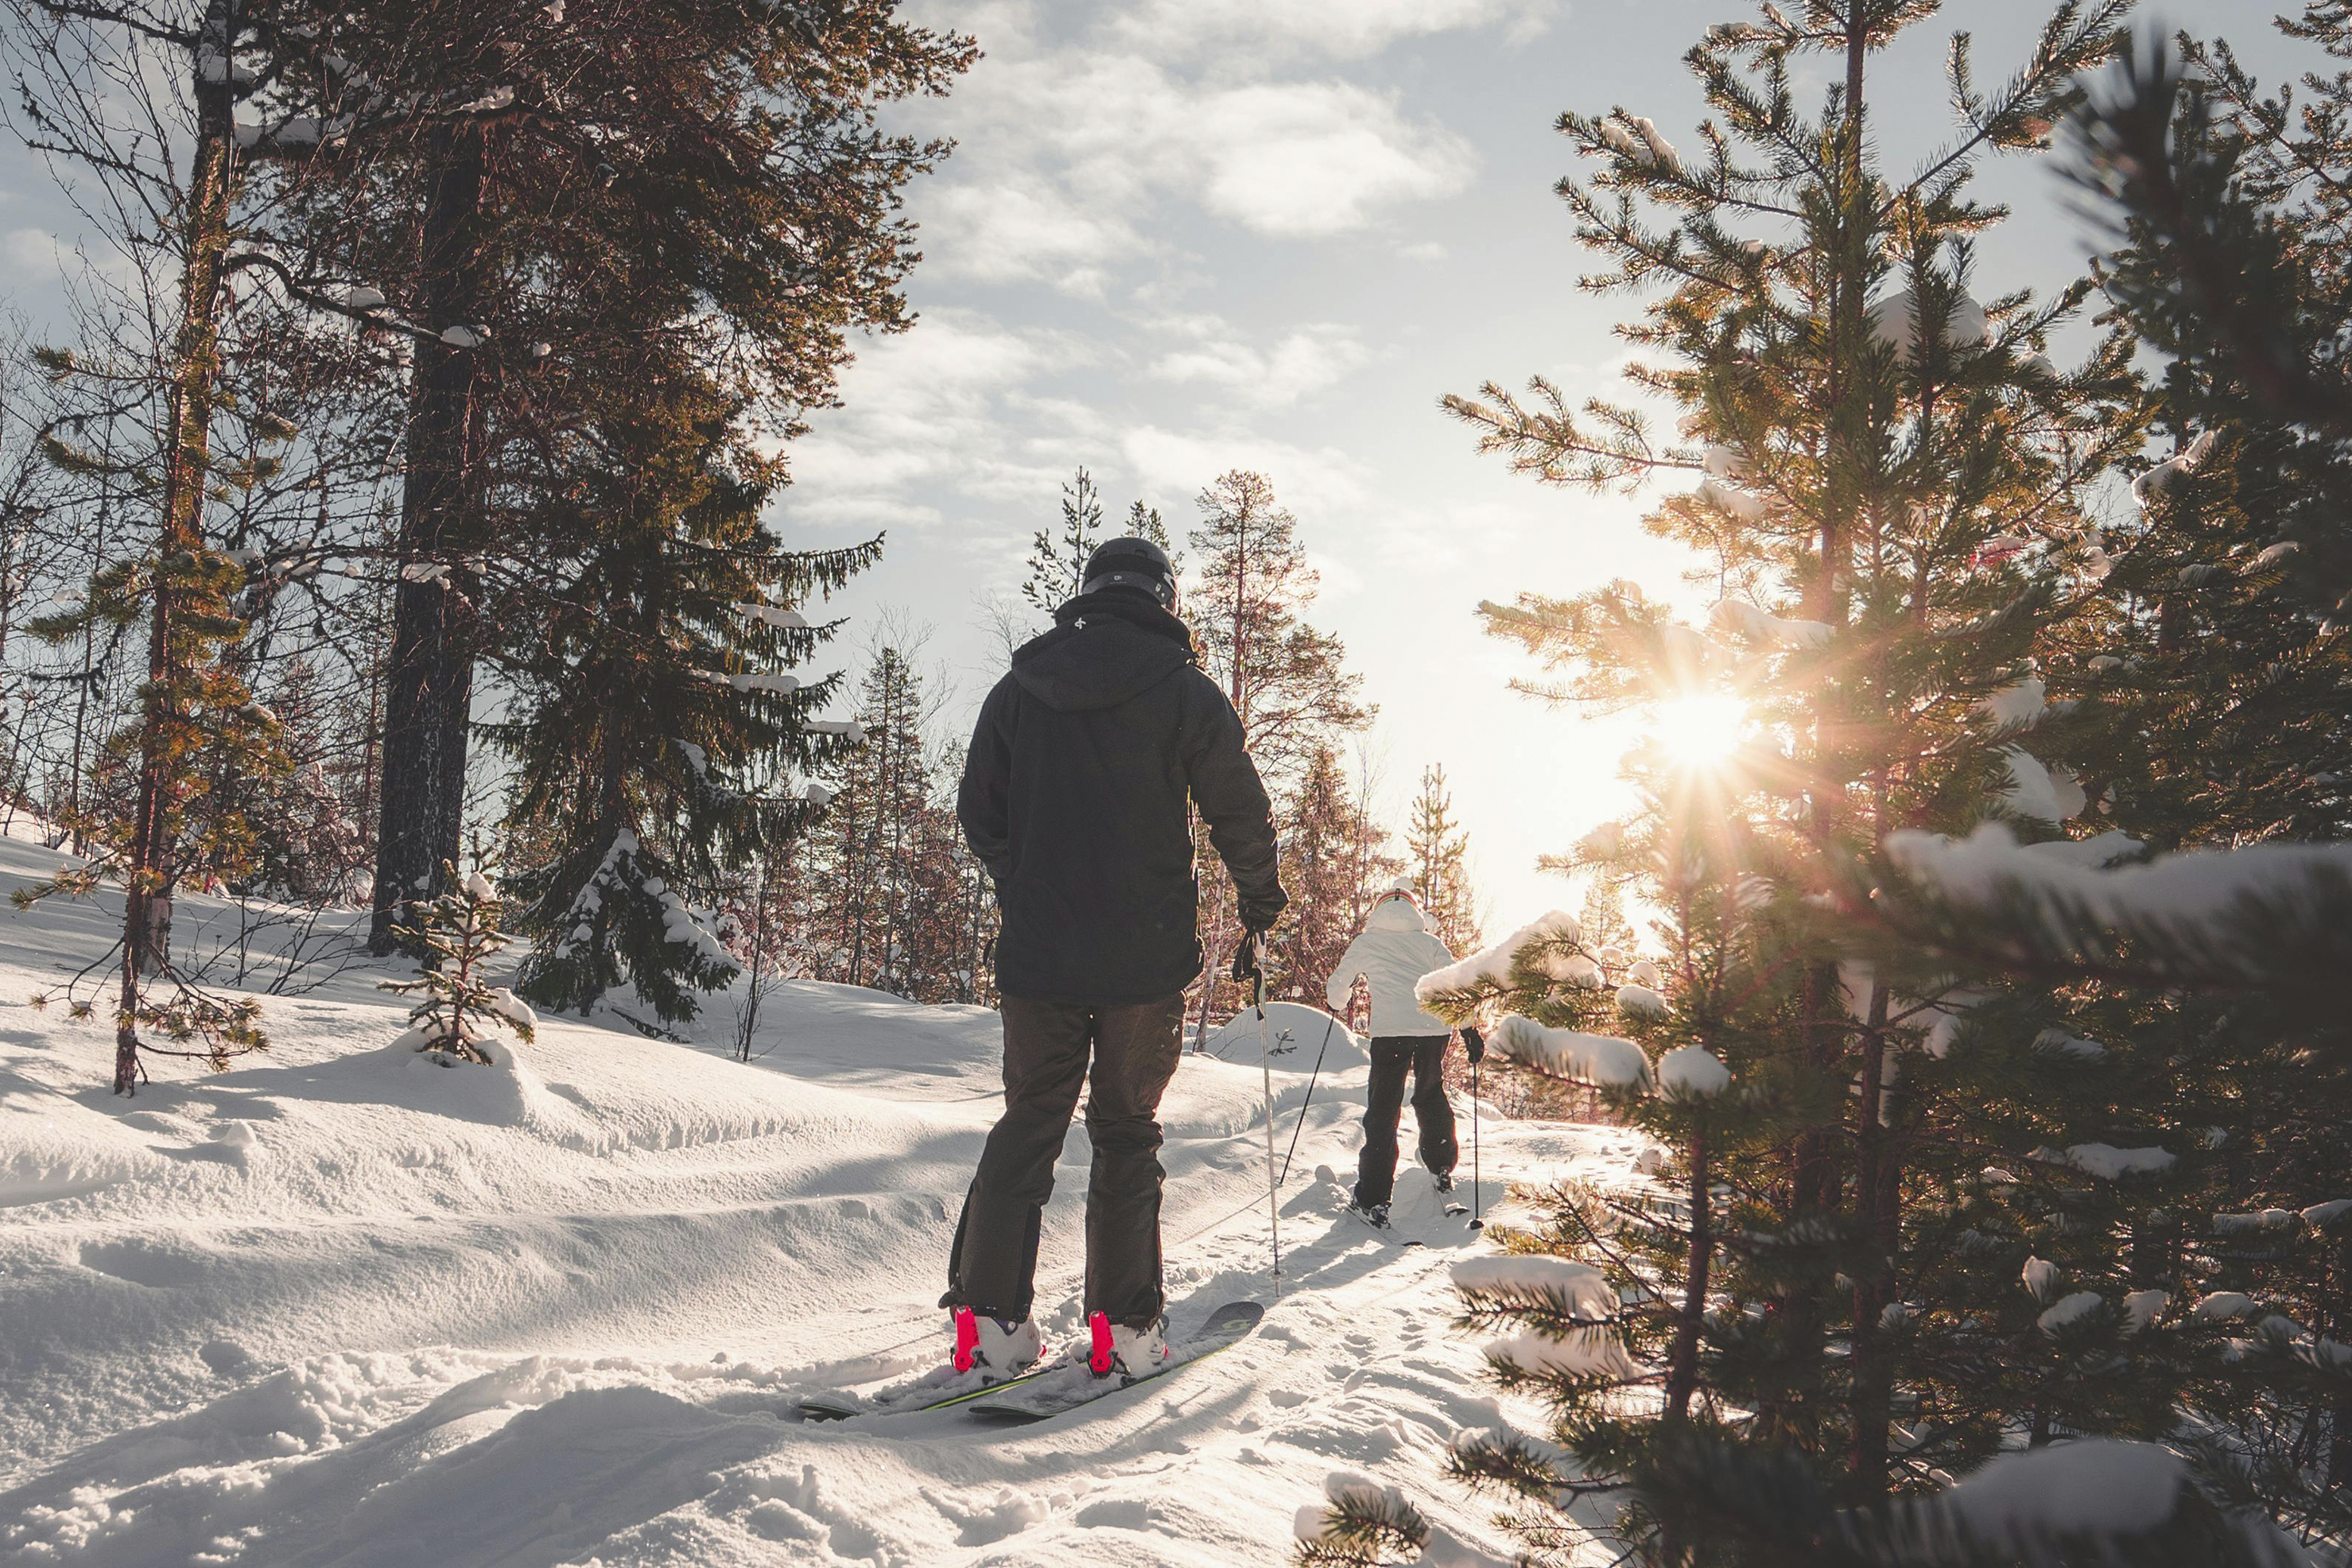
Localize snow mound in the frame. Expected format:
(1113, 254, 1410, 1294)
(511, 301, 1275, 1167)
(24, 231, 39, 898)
(1196, 1000, 1368, 1069)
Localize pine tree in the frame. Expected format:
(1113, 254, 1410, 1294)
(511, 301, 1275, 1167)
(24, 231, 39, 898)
(1300, 5, 2175, 1562)
(2, 0, 336, 1090)
(1405, 763, 1482, 953)
(807, 643, 930, 996)
(1186, 469, 1370, 1041)
(1802, 16, 2352, 1541)
(1023, 467, 1107, 616)
(1015, 470, 1180, 628)
(380, 862, 536, 1065)
(1272, 743, 1397, 1000)
(1187, 471, 1368, 786)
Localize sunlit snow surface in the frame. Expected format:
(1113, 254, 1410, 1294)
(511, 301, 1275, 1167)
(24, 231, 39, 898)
(0, 830, 1642, 1566)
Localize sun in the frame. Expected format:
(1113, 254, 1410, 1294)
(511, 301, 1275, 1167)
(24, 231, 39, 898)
(1649, 693, 1748, 767)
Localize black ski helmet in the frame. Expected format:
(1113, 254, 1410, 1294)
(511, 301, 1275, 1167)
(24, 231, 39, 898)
(1080, 536, 1179, 611)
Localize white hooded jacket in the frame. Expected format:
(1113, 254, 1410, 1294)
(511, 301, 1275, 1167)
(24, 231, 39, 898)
(1325, 893, 1459, 1038)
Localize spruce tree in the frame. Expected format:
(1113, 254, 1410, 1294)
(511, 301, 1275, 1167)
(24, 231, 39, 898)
(381, 862, 536, 1065)
(806, 642, 930, 996)
(497, 343, 872, 1030)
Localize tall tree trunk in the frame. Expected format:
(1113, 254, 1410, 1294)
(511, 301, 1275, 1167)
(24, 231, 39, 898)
(118, 0, 238, 1093)
(371, 124, 490, 951)
(1664, 1127, 1713, 1421)
(1848, 984, 1896, 1495)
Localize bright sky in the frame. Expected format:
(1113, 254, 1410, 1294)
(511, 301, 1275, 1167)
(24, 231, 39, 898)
(0, 0, 2298, 929)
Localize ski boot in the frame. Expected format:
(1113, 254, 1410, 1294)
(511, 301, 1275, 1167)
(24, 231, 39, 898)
(1432, 1170, 1456, 1194)
(951, 1308, 1042, 1383)
(1088, 1311, 1170, 1380)
(1347, 1198, 1393, 1230)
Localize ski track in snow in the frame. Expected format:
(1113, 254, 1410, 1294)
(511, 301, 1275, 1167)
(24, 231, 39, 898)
(0, 833, 1643, 1565)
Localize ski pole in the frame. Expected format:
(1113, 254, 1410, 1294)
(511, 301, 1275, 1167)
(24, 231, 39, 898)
(1469, 1050, 1485, 1232)
(1252, 942, 1282, 1298)
(1276, 1011, 1339, 1186)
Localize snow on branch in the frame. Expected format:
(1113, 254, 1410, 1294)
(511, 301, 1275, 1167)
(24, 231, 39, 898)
(1881, 824, 2352, 997)
(1491, 1015, 1650, 1089)
(1415, 910, 1592, 1008)
(2130, 430, 2217, 507)
(696, 670, 800, 695)
(1709, 596, 1830, 650)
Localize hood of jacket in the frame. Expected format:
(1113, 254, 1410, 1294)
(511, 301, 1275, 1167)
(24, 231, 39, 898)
(1364, 892, 1431, 934)
(1010, 588, 1197, 713)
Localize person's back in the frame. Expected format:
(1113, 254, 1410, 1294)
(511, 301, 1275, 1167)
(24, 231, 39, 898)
(961, 584, 1278, 1003)
(946, 537, 1284, 1385)
(1326, 887, 1475, 1226)
(1325, 891, 1458, 1037)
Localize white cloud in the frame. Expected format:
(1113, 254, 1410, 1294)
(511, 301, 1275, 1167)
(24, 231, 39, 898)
(1152, 322, 1369, 407)
(924, 176, 1137, 286)
(1120, 425, 1374, 520)
(2, 228, 59, 279)
(785, 310, 1094, 526)
(1186, 80, 1471, 235)
(915, 37, 1475, 285)
(1114, 0, 1564, 60)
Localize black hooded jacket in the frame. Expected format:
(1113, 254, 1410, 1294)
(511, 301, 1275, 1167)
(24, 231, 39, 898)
(959, 589, 1286, 1004)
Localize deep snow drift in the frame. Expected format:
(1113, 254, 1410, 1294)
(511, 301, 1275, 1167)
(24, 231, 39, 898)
(0, 836, 1644, 1566)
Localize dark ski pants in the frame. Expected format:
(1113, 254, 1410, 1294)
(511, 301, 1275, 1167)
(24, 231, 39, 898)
(1353, 1034, 1457, 1209)
(947, 992, 1186, 1329)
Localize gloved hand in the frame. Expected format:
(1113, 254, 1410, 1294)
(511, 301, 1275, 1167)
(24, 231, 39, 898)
(1462, 1024, 1486, 1065)
(1228, 929, 1265, 985)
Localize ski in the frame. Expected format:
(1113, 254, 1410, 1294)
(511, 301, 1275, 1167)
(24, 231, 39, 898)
(797, 1351, 1077, 1422)
(963, 1300, 1264, 1421)
(1442, 1202, 1469, 1217)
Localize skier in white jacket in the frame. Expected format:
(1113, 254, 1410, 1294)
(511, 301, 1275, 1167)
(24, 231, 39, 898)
(1325, 883, 1484, 1227)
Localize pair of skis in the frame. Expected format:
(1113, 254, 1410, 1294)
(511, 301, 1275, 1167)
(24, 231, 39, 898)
(797, 1300, 1264, 1423)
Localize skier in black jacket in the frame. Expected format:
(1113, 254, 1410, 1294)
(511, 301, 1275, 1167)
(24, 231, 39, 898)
(946, 535, 1286, 1385)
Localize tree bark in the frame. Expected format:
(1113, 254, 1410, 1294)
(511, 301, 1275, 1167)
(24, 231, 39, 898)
(117, 0, 239, 1093)
(1848, 985, 1895, 1494)
(371, 123, 490, 951)
(1664, 1127, 1713, 1421)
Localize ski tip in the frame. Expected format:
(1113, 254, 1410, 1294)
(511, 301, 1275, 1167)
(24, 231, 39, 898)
(1200, 1299, 1267, 1334)
(795, 1399, 857, 1422)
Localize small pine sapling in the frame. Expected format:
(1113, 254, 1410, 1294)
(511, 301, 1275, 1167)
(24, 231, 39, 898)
(1293, 1473, 1431, 1568)
(382, 863, 536, 1065)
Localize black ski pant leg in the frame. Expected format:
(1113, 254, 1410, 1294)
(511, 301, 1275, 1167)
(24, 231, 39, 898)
(1353, 1040, 1415, 1209)
(1081, 994, 1186, 1329)
(948, 997, 1093, 1322)
(1411, 1036, 1458, 1177)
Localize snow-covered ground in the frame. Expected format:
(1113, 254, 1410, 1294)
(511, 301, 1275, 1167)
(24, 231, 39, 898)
(0, 836, 1642, 1566)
